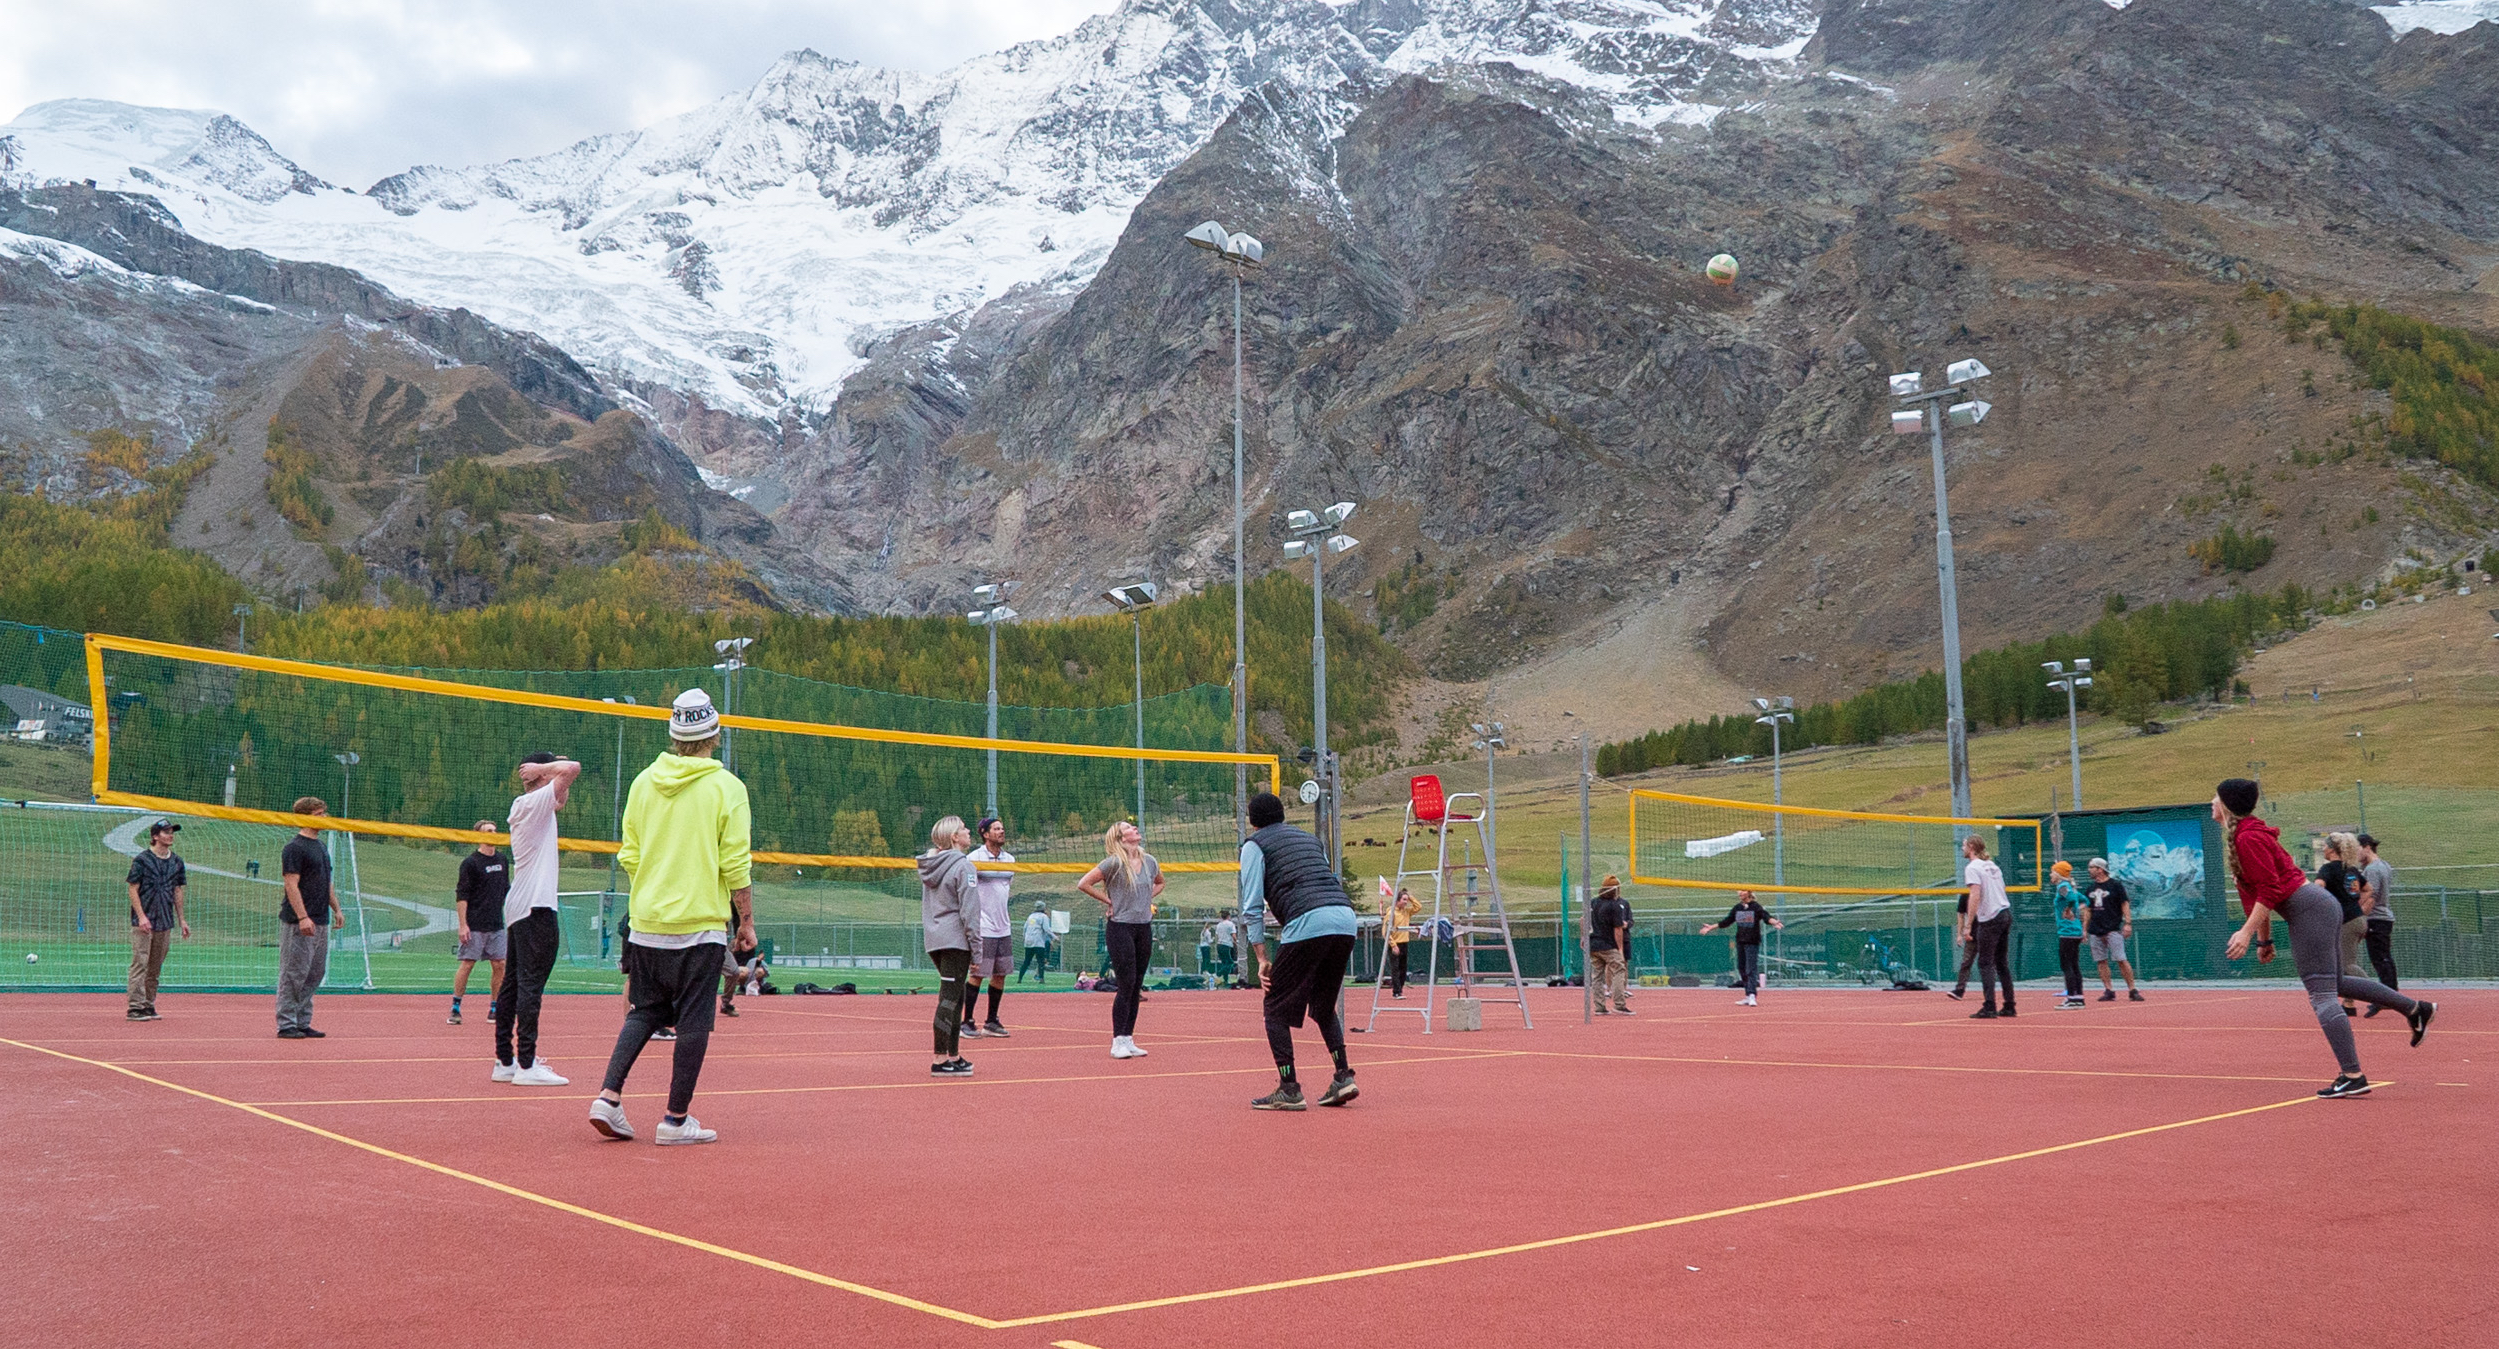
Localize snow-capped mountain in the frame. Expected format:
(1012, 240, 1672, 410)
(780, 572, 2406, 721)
(0, 0, 1828, 429)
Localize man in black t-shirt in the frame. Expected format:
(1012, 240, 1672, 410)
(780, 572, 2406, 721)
(450, 820, 509, 1026)
(1587, 878, 1633, 1015)
(124, 819, 189, 1021)
(278, 797, 344, 1039)
(2083, 858, 2142, 1002)
(1701, 891, 1785, 1005)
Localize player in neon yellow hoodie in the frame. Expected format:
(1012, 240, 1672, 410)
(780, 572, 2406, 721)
(592, 689, 754, 1146)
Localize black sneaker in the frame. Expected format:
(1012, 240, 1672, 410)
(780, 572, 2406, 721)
(720, 1001, 739, 1017)
(141, 1008, 161, 1021)
(2128, 989, 2145, 1002)
(932, 1058, 974, 1077)
(1945, 989, 1965, 1001)
(2409, 1001, 2436, 1047)
(983, 1021, 1010, 1038)
(1252, 1083, 1307, 1111)
(1969, 1008, 1998, 1019)
(2099, 990, 2117, 1002)
(2363, 1005, 2384, 1018)
(2318, 1074, 2372, 1098)
(127, 1009, 150, 1021)
(1316, 1071, 1359, 1107)
(277, 1027, 308, 1039)
(300, 1027, 326, 1038)
(2000, 1006, 2018, 1018)
(447, 1007, 463, 1025)
(654, 1028, 676, 1040)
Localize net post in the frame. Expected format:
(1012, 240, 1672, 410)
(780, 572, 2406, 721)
(84, 634, 109, 803)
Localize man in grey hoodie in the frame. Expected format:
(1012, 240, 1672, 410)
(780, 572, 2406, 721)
(919, 815, 980, 1077)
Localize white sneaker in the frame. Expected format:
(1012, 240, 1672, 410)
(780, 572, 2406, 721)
(655, 1115, 717, 1146)
(1744, 995, 1757, 1006)
(491, 1062, 518, 1083)
(513, 1063, 570, 1086)
(1111, 1036, 1147, 1059)
(588, 1097, 634, 1140)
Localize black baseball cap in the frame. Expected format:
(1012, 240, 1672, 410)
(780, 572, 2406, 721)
(148, 818, 181, 835)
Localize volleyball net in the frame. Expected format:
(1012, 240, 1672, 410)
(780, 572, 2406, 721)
(83, 634, 1276, 872)
(1628, 788, 2042, 897)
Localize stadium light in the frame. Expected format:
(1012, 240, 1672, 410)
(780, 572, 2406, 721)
(1887, 356, 1998, 825)
(1286, 500, 1357, 872)
(967, 581, 1019, 817)
(1751, 696, 1796, 884)
(1103, 582, 1161, 823)
(1185, 218, 1265, 843)
(2044, 659, 2092, 809)
(712, 636, 755, 775)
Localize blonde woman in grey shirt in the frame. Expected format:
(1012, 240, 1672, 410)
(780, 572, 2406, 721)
(1078, 821, 1164, 1059)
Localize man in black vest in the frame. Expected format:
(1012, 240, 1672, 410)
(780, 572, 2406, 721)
(1240, 791, 1358, 1110)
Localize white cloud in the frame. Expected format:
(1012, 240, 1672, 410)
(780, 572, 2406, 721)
(0, 0, 1122, 188)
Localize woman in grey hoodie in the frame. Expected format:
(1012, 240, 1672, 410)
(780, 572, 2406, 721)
(919, 815, 980, 1077)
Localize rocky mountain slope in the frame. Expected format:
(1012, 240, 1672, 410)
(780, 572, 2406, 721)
(4, 0, 2497, 750)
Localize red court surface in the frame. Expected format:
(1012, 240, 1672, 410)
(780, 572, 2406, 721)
(9, 985, 2493, 1348)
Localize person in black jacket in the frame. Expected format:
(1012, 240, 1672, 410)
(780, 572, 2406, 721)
(1240, 792, 1357, 1111)
(1700, 890, 1783, 1005)
(1586, 877, 1633, 1015)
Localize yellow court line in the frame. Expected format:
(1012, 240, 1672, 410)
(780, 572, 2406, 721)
(987, 1091, 2328, 1329)
(0, 1035, 1006, 1330)
(243, 1053, 1520, 1107)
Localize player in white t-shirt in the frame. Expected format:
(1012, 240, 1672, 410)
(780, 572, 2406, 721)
(493, 751, 580, 1084)
(1958, 835, 2016, 1019)
(963, 817, 1017, 1038)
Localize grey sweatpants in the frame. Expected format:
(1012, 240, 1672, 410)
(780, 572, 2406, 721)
(2282, 884, 2413, 1074)
(276, 924, 330, 1032)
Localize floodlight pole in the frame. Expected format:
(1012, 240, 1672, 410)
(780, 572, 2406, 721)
(334, 751, 371, 990)
(1768, 717, 1785, 885)
(986, 619, 1000, 816)
(2046, 662, 2089, 810)
(1891, 364, 1993, 826)
(1578, 729, 1592, 993)
(1311, 542, 1331, 869)
(1231, 265, 1249, 843)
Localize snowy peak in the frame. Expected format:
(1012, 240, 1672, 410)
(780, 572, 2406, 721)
(0, 98, 331, 203)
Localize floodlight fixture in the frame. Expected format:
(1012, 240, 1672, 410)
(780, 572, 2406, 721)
(1891, 410, 1925, 435)
(1227, 232, 1264, 264)
(1183, 220, 1229, 252)
(1323, 501, 1355, 526)
(1283, 540, 1311, 559)
(1946, 399, 1991, 428)
(972, 581, 1016, 605)
(1325, 533, 1358, 554)
(1889, 371, 1923, 397)
(1286, 509, 1320, 533)
(1945, 357, 1992, 385)
(1104, 582, 1159, 612)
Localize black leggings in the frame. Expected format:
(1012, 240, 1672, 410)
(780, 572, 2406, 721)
(2365, 920, 2398, 988)
(931, 948, 970, 1055)
(1105, 920, 1152, 1037)
(2059, 937, 2085, 997)
(602, 941, 722, 1117)
(1973, 913, 2014, 1010)
(1387, 944, 1409, 995)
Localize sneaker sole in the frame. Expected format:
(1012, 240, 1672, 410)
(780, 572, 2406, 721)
(1252, 1100, 1307, 1112)
(589, 1116, 633, 1141)
(2320, 1084, 2373, 1098)
(2412, 1003, 2435, 1046)
(654, 1134, 717, 1145)
(1318, 1085, 1359, 1107)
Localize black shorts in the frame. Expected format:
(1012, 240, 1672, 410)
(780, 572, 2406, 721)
(1263, 933, 1355, 1028)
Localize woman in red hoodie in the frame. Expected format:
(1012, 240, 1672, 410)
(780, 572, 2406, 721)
(2215, 778, 2432, 1097)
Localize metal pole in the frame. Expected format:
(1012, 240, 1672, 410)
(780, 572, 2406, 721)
(1133, 608, 1147, 824)
(1771, 719, 1784, 887)
(1926, 406, 1974, 823)
(1485, 728, 1498, 858)
(2064, 680, 2083, 810)
(340, 760, 371, 990)
(1580, 732, 1593, 1023)
(986, 621, 1000, 819)
(2356, 779, 2367, 835)
(1232, 269, 1249, 843)
(1312, 548, 1332, 873)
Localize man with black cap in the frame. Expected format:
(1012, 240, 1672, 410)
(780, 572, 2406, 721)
(1239, 791, 1357, 1110)
(494, 750, 581, 1086)
(125, 819, 189, 1021)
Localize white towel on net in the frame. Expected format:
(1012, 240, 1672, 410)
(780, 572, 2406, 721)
(1684, 829, 1765, 860)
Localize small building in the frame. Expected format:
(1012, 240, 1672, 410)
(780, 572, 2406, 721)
(0, 686, 93, 744)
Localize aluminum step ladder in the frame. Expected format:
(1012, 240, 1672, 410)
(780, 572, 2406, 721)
(1367, 774, 1533, 1032)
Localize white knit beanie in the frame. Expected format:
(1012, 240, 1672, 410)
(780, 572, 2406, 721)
(669, 688, 721, 742)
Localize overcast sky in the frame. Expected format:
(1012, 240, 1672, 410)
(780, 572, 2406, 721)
(0, 0, 1121, 188)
